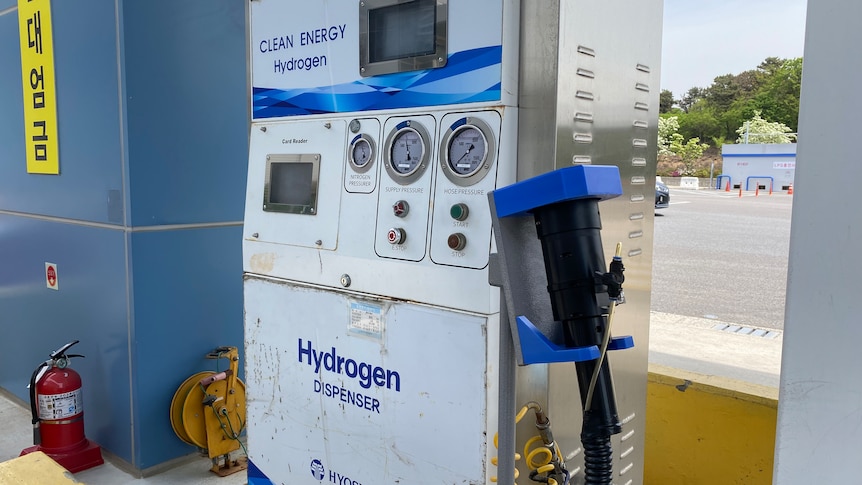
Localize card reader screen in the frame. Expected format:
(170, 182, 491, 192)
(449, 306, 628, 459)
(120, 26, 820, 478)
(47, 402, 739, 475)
(270, 162, 314, 206)
(369, 0, 436, 63)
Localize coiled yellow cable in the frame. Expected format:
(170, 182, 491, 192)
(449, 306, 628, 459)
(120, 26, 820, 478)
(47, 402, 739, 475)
(490, 402, 560, 485)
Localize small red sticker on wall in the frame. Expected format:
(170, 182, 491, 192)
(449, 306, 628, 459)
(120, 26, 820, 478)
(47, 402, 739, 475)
(46, 263, 58, 290)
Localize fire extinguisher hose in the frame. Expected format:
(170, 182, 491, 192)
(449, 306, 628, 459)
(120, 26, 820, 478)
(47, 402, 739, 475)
(28, 360, 50, 445)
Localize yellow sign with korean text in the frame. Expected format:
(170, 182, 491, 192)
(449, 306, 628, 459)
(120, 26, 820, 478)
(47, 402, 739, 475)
(18, 0, 59, 174)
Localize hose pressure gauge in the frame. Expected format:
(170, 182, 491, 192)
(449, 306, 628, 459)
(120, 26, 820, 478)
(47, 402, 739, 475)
(349, 134, 375, 173)
(440, 117, 496, 186)
(384, 120, 431, 185)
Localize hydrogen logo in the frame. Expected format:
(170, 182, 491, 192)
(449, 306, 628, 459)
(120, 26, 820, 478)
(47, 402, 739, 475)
(310, 459, 325, 480)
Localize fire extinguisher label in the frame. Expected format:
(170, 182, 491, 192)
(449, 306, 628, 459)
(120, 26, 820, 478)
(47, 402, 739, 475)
(38, 389, 83, 420)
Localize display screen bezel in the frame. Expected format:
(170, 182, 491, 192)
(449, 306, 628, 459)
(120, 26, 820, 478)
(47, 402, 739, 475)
(359, 0, 448, 77)
(263, 154, 321, 215)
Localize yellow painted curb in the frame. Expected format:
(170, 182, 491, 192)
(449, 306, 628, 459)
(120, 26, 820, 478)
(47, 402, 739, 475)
(644, 364, 778, 485)
(0, 452, 81, 484)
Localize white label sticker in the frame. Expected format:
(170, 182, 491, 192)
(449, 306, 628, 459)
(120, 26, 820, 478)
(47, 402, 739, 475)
(349, 302, 383, 337)
(38, 388, 82, 420)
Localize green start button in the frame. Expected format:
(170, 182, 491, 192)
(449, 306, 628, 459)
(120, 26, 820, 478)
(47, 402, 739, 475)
(449, 203, 469, 221)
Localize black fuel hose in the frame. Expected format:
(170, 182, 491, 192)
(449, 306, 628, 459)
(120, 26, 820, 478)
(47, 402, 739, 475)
(532, 198, 622, 484)
(582, 435, 613, 484)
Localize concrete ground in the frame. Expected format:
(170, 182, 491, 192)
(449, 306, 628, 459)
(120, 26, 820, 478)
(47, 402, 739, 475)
(0, 310, 780, 483)
(0, 391, 247, 485)
(649, 311, 781, 388)
(649, 186, 786, 388)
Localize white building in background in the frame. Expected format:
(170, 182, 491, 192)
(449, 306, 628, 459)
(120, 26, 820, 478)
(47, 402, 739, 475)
(719, 143, 797, 191)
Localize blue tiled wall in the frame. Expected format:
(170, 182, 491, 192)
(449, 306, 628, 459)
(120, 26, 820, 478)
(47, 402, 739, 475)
(0, 215, 133, 461)
(0, 13, 26, 204)
(120, 0, 247, 466)
(123, 1, 248, 226)
(0, 0, 247, 471)
(0, 2, 124, 224)
(129, 226, 244, 468)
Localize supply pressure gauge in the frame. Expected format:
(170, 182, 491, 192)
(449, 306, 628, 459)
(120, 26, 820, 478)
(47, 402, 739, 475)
(391, 130, 422, 175)
(384, 120, 431, 185)
(349, 134, 375, 173)
(440, 117, 496, 186)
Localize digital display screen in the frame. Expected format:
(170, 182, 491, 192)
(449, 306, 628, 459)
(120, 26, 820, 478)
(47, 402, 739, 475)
(369, 0, 436, 63)
(269, 162, 314, 207)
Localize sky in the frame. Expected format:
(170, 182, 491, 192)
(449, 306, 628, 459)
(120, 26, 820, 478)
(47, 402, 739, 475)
(661, 0, 808, 97)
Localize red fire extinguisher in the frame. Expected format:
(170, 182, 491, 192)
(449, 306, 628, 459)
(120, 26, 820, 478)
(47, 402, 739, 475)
(20, 340, 103, 473)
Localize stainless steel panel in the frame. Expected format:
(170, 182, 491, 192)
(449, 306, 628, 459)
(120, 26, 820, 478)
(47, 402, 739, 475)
(514, 1, 663, 483)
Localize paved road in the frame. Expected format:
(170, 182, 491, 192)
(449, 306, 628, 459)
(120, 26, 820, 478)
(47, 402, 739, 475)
(651, 188, 793, 330)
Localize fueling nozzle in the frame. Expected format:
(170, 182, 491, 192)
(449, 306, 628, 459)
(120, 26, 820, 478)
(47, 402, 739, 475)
(490, 166, 632, 484)
(601, 256, 626, 303)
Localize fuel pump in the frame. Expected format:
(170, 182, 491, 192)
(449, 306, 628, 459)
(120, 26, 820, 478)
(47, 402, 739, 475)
(242, 1, 661, 484)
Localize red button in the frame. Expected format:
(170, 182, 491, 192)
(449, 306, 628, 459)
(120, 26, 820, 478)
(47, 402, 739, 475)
(387, 228, 406, 245)
(393, 200, 409, 218)
(447, 233, 466, 251)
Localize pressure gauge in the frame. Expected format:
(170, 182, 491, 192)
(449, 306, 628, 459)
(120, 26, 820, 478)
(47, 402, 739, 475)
(440, 117, 496, 186)
(384, 120, 431, 185)
(352, 139, 372, 167)
(391, 129, 423, 175)
(348, 134, 375, 173)
(447, 126, 487, 176)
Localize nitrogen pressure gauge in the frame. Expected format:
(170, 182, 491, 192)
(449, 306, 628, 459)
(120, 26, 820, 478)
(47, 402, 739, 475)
(348, 134, 375, 173)
(384, 120, 431, 185)
(440, 117, 496, 186)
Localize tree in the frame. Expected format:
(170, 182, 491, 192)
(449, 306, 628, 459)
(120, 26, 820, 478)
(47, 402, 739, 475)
(677, 109, 722, 143)
(668, 57, 802, 141)
(657, 115, 679, 155)
(658, 115, 709, 175)
(719, 100, 758, 142)
(670, 134, 709, 175)
(732, 69, 762, 97)
(705, 74, 741, 112)
(659, 89, 675, 113)
(757, 57, 786, 78)
(735, 111, 797, 144)
(678, 87, 705, 113)
(753, 58, 802, 132)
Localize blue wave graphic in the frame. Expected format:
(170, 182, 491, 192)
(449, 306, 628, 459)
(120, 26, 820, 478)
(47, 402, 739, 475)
(253, 45, 502, 118)
(247, 459, 275, 485)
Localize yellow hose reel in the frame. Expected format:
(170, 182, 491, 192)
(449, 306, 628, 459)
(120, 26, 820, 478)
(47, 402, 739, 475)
(170, 346, 247, 477)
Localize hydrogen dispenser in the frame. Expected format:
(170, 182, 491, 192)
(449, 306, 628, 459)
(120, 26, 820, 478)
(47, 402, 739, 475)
(243, 1, 662, 484)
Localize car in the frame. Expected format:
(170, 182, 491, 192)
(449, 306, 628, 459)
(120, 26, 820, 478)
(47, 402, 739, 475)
(655, 180, 670, 209)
